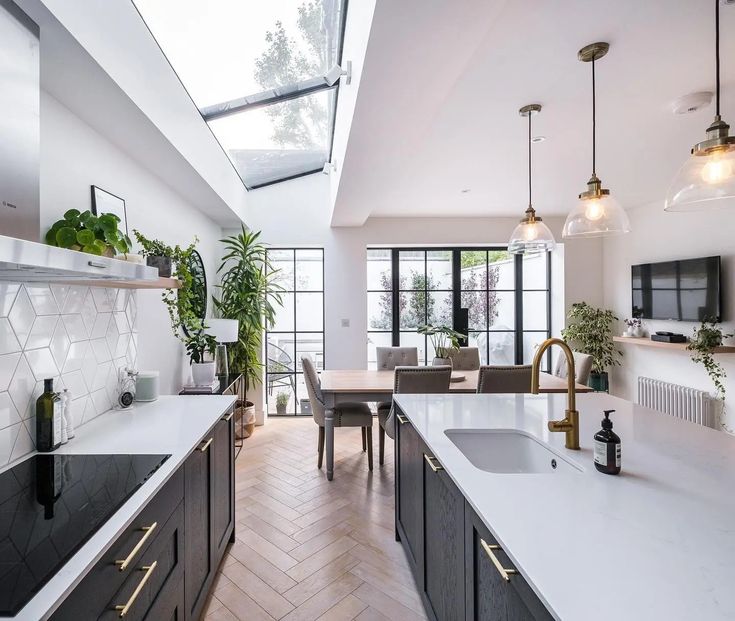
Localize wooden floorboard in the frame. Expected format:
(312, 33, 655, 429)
(203, 417, 426, 621)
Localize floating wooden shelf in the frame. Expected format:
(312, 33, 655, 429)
(60, 277, 182, 290)
(613, 336, 735, 354)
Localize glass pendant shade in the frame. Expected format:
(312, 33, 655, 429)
(665, 145, 735, 211)
(509, 214, 556, 254)
(562, 193, 630, 238)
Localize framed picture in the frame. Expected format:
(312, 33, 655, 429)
(91, 185, 128, 235)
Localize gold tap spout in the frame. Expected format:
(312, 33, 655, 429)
(531, 338, 580, 450)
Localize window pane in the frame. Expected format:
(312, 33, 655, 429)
(488, 332, 516, 365)
(489, 251, 514, 290)
(295, 292, 323, 331)
(269, 249, 294, 290)
(295, 333, 323, 370)
(272, 292, 295, 331)
(399, 251, 425, 289)
(522, 252, 548, 290)
(368, 292, 392, 331)
(428, 292, 452, 326)
(267, 334, 295, 374)
(426, 251, 452, 290)
(208, 89, 335, 187)
(367, 249, 392, 290)
(523, 332, 550, 371)
(399, 331, 427, 365)
(461, 291, 487, 330)
(367, 332, 392, 369)
(400, 292, 426, 329)
(467, 332, 488, 365)
(489, 291, 515, 330)
(295, 249, 323, 291)
(523, 292, 549, 330)
(460, 251, 487, 290)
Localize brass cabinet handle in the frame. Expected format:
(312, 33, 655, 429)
(222, 411, 234, 422)
(114, 522, 158, 571)
(115, 561, 158, 617)
(423, 454, 444, 472)
(396, 413, 408, 425)
(198, 437, 213, 452)
(480, 538, 518, 582)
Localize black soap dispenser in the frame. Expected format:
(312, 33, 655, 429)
(594, 409, 621, 475)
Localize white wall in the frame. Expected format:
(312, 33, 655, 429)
(603, 198, 735, 432)
(41, 92, 224, 395)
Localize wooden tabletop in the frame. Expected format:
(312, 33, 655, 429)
(319, 369, 592, 394)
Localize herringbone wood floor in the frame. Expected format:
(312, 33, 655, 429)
(202, 417, 427, 621)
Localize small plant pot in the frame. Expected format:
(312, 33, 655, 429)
(276, 403, 288, 415)
(588, 371, 609, 393)
(146, 255, 172, 277)
(432, 356, 453, 368)
(191, 361, 215, 386)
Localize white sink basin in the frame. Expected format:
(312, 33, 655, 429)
(445, 429, 582, 474)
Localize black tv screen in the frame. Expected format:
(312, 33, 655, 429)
(631, 256, 721, 322)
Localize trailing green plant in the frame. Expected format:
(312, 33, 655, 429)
(561, 302, 622, 374)
(133, 230, 174, 258)
(417, 324, 464, 358)
(184, 328, 217, 364)
(275, 392, 290, 408)
(213, 227, 284, 390)
(45, 209, 131, 256)
(688, 318, 733, 400)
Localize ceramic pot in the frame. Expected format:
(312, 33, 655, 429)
(146, 255, 172, 278)
(276, 403, 287, 415)
(191, 361, 215, 386)
(632, 326, 643, 338)
(588, 371, 609, 392)
(432, 356, 453, 368)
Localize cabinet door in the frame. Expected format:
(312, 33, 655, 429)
(184, 436, 214, 620)
(423, 452, 465, 621)
(395, 406, 423, 576)
(211, 410, 235, 564)
(465, 505, 553, 621)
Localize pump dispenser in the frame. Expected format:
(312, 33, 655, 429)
(594, 409, 621, 475)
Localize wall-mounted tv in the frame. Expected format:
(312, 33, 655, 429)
(631, 256, 721, 322)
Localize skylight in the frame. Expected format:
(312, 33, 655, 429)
(133, 0, 347, 188)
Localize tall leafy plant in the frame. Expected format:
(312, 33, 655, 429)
(561, 302, 622, 374)
(213, 227, 283, 390)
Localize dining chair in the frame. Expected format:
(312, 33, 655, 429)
(301, 356, 375, 472)
(372, 346, 419, 451)
(554, 351, 593, 385)
(447, 346, 481, 370)
(378, 365, 452, 466)
(476, 365, 533, 393)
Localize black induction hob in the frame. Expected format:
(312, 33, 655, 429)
(0, 453, 170, 617)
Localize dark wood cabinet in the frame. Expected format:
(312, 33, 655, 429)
(395, 411, 424, 574)
(212, 413, 235, 560)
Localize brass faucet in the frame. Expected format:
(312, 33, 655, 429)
(530, 338, 580, 450)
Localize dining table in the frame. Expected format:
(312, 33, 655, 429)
(317, 369, 593, 480)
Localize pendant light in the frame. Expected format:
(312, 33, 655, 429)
(665, 0, 735, 211)
(563, 42, 630, 237)
(508, 104, 556, 254)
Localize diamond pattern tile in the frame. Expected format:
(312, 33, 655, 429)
(62, 314, 88, 342)
(49, 321, 71, 371)
(8, 354, 35, 418)
(91, 288, 114, 313)
(8, 288, 34, 349)
(0, 284, 20, 317)
(25, 315, 58, 350)
(25, 349, 59, 382)
(0, 392, 19, 430)
(50, 284, 71, 311)
(0, 353, 20, 392)
(0, 318, 21, 355)
(25, 284, 59, 315)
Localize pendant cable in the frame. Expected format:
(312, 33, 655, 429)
(592, 55, 596, 175)
(715, 0, 721, 118)
(528, 109, 532, 208)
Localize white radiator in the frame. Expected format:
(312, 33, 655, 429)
(637, 376, 715, 428)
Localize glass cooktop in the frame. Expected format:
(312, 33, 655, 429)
(0, 453, 169, 617)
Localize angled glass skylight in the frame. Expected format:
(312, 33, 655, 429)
(133, 0, 347, 188)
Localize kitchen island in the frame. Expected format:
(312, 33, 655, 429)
(393, 392, 735, 621)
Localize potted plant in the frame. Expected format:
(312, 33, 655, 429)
(688, 318, 733, 401)
(417, 324, 464, 367)
(213, 226, 284, 426)
(133, 230, 174, 277)
(184, 324, 218, 386)
(45, 209, 131, 257)
(275, 392, 290, 415)
(561, 302, 622, 392)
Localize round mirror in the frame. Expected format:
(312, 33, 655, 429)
(180, 249, 207, 335)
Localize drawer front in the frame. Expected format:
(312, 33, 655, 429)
(51, 468, 184, 621)
(211, 413, 235, 564)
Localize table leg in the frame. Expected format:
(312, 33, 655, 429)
(325, 408, 335, 481)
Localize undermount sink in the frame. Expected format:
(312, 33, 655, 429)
(445, 429, 583, 474)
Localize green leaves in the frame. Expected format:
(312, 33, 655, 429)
(688, 319, 733, 401)
(56, 227, 78, 248)
(561, 302, 621, 373)
(44, 209, 126, 258)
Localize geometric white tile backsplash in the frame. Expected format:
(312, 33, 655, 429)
(0, 282, 137, 466)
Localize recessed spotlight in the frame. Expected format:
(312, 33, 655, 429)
(531, 135, 546, 143)
(461, 188, 471, 194)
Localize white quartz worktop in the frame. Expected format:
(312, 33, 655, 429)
(3, 395, 236, 621)
(393, 392, 735, 621)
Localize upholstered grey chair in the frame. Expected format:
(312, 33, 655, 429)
(376, 346, 419, 370)
(477, 365, 533, 393)
(378, 365, 452, 465)
(301, 356, 374, 472)
(447, 347, 481, 370)
(554, 351, 593, 385)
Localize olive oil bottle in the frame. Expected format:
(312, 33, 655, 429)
(36, 378, 61, 452)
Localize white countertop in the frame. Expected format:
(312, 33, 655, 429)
(393, 392, 735, 621)
(3, 395, 236, 621)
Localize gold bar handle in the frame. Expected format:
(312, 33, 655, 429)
(198, 437, 213, 452)
(423, 454, 444, 472)
(480, 538, 518, 582)
(115, 561, 157, 617)
(115, 522, 157, 571)
(396, 413, 408, 425)
(222, 411, 234, 422)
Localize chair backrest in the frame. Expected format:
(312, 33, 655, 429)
(376, 347, 419, 370)
(448, 347, 481, 370)
(394, 365, 452, 394)
(477, 365, 532, 394)
(300, 356, 325, 424)
(554, 351, 593, 385)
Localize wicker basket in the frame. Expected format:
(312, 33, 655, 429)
(235, 400, 256, 439)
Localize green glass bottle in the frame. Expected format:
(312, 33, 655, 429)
(36, 378, 61, 452)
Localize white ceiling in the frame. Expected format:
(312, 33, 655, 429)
(332, 0, 735, 224)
